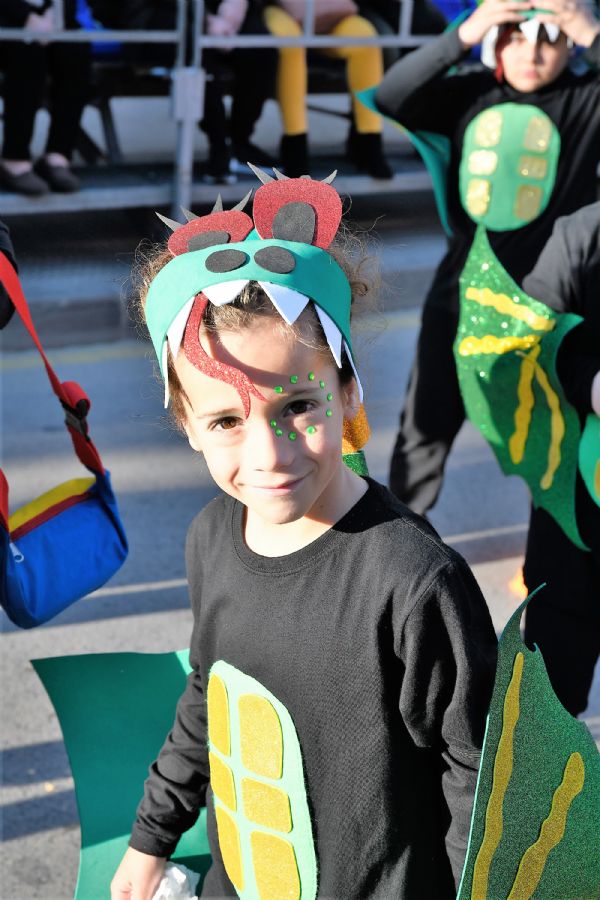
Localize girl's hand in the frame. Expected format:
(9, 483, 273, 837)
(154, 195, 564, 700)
(591, 370, 600, 417)
(216, 0, 248, 33)
(458, 0, 532, 47)
(110, 847, 167, 900)
(535, 0, 600, 47)
(207, 13, 236, 36)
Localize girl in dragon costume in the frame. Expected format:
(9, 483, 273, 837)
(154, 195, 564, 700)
(372, 0, 600, 515)
(110, 170, 497, 899)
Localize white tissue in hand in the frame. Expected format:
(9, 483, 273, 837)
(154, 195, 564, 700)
(151, 863, 200, 900)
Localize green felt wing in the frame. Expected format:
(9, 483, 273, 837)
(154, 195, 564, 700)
(458, 590, 600, 900)
(356, 87, 452, 237)
(456, 226, 588, 549)
(32, 651, 212, 899)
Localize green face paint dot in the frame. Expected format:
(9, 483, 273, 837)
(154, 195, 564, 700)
(307, 426, 317, 435)
(288, 432, 297, 441)
(327, 393, 333, 401)
(308, 372, 315, 381)
(270, 419, 277, 428)
(290, 375, 298, 384)
(326, 409, 333, 417)
(275, 428, 283, 437)
(274, 386, 283, 394)
(319, 380, 325, 389)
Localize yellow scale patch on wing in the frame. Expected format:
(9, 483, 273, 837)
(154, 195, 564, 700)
(209, 751, 236, 811)
(458, 334, 540, 357)
(466, 179, 491, 218)
(242, 777, 292, 833)
(508, 753, 585, 899)
(474, 109, 503, 147)
(472, 652, 523, 898)
(251, 832, 301, 900)
(465, 287, 555, 332)
(515, 185, 543, 222)
(533, 363, 565, 490)
(509, 344, 541, 465)
(215, 806, 244, 891)
(523, 115, 552, 152)
(239, 695, 283, 780)
(207, 674, 231, 756)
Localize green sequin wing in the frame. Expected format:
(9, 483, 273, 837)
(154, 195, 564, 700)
(457, 592, 600, 900)
(579, 413, 600, 507)
(460, 104, 560, 231)
(206, 660, 317, 900)
(456, 226, 586, 548)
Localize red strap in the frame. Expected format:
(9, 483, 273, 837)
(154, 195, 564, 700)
(0, 254, 104, 474)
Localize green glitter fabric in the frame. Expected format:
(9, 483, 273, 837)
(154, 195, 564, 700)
(455, 227, 588, 549)
(146, 240, 352, 381)
(459, 104, 560, 231)
(342, 450, 369, 476)
(579, 414, 600, 507)
(457, 591, 600, 900)
(33, 651, 211, 899)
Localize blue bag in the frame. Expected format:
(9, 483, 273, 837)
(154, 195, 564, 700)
(0, 255, 128, 628)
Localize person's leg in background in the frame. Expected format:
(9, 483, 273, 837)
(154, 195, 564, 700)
(388, 302, 466, 515)
(325, 14, 392, 178)
(523, 505, 600, 717)
(199, 50, 238, 184)
(35, 36, 92, 192)
(0, 41, 50, 195)
(228, 4, 277, 169)
(263, 5, 309, 176)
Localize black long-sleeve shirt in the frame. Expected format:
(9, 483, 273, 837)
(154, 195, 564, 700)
(130, 479, 497, 898)
(376, 29, 600, 312)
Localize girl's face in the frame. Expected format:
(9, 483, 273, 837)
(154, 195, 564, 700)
(174, 311, 361, 533)
(499, 29, 570, 92)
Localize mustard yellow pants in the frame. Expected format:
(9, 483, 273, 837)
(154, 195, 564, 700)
(264, 6, 383, 136)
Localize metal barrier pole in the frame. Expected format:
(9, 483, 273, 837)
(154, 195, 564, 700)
(172, 0, 205, 214)
(303, 0, 316, 38)
(52, 0, 65, 31)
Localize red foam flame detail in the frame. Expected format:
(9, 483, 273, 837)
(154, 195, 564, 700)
(252, 179, 342, 249)
(168, 211, 254, 256)
(182, 295, 266, 417)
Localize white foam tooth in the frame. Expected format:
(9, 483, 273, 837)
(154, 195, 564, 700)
(202, 280, 249, 306)
(162, 342, 170, 407)
(520, 17, 541, 43)
(344, 339, 364, 402)
(544, 22, 560, 42)
(315, 305, 343, 369)
(167, 297, 195, 366)
(259, 282, 310, 325)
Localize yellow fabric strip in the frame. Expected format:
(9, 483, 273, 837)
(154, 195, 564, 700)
(533, 363, 565, 491)
(458, 334, 540, 357)
(465, 287, 555, 333)
(507, 753, 585, 899)
(9, 477, 95, 532)
(472, 652, 523, 899)
(509, 345, 541, 465)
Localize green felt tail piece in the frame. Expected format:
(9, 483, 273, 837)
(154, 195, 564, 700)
(32, 652, 211, 900)
(457, 588, 600, 900)
(456, 226, 596, 549)
(356, 87, 452, 237)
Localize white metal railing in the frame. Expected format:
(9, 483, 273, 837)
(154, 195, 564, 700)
(0, 0, 438, 212)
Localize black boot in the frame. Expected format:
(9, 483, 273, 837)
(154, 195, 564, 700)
(199, 140, 237, 185)
(280, 133, 309, 178)
(346, 129, 393, 180)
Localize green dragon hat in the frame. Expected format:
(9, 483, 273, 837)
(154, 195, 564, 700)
(145, 167, 362, 409)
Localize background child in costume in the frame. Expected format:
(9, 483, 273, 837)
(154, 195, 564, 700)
(373, 0, 600, 515)
(110, 175, 496, 900)
(519, 202, 600, 716)
(264, 1, 392, 177)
